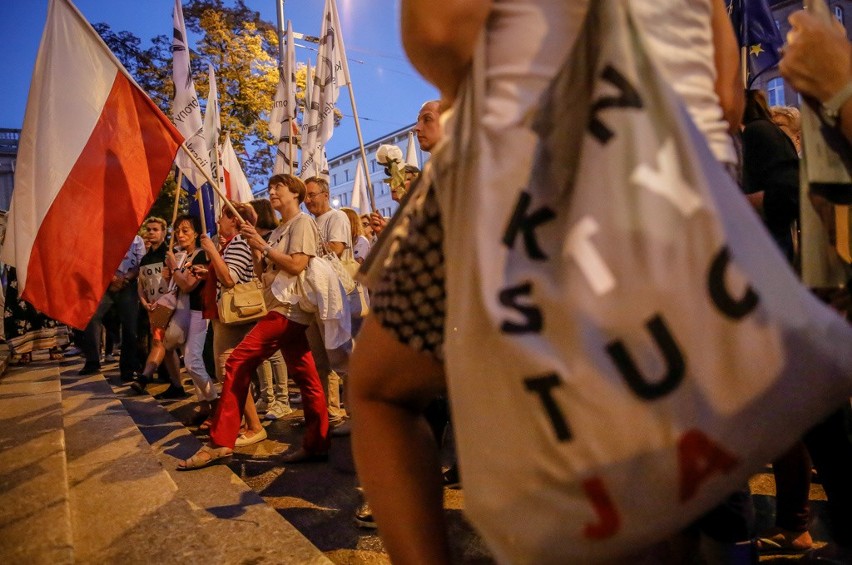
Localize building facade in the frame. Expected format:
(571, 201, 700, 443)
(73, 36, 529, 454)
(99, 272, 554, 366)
(325, 124, 424, 219)
(752, 1, 852, 106)
(0, 129, 20, 212)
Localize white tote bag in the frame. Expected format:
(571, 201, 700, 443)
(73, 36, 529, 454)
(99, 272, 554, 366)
(430, 0, 852, 562)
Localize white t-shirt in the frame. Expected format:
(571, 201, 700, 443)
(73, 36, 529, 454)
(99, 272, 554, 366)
(632, 0, 736, 164)
(353, 234, 371, 262)
(482, 0, 733, 163)
(262, 213, 319, 325)
(315, 208, 354, 261)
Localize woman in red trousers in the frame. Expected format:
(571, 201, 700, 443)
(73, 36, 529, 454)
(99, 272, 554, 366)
(178, 174, 330, 469)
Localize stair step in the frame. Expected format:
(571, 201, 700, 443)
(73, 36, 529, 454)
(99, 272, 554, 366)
(0, 363, 74, 564)
(65, 367, 331, 564)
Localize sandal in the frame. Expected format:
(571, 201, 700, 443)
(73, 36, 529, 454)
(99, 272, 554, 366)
(198, 418, 214, 431)
(756, 528, 812, 554)
(176, 444, 233, 471)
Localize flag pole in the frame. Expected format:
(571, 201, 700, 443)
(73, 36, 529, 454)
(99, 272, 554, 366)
(169, 169, 184, 251)
(347, 84, 376, 212)
(329, 0, 376, 212)
(179, 142, 245, 224)
(197, 187, 208, 234)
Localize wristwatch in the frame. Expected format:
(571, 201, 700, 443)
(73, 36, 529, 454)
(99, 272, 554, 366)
(261, 244, 272, 258)
(820, 80, 852, 128)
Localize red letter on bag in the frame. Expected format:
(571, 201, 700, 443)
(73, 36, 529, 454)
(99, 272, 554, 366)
(677, 429, 739, 503)
(582, 476, 621, 539)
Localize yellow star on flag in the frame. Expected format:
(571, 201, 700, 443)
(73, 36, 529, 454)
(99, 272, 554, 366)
(750, 44, 765, 57)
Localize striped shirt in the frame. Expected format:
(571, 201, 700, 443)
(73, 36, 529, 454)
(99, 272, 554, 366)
(218, 234, 254, 299)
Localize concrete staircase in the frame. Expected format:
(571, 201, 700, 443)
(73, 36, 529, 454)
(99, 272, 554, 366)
(0, 358, 331, 564)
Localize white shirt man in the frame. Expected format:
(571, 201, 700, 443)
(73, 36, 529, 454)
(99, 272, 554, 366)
(304, 176, 352, 426)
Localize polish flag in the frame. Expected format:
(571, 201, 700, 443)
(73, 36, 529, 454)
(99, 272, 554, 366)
(220, 133, 254, 203)
(0, 0, 183, 329)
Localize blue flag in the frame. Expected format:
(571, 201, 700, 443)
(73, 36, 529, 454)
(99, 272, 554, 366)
(180, 172, 216, 236)
(726, 0, 784, 86)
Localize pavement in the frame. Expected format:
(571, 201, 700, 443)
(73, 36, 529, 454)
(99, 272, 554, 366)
(0, 348, 843, 564)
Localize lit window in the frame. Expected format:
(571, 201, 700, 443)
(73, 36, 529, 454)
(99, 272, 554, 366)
(767, 77, 785, 107)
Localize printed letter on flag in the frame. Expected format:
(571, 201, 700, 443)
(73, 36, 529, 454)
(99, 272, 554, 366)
(300, 0, 350, 180)
(271, 20, 298, 175)
(0, 0, 183, 328)
(172, 0, 211, 188)
(203, 63, 225, 202)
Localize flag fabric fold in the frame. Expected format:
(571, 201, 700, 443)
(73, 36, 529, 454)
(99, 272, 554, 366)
(172, 0, 214, 233)
(300, 0, 350, 180)
(0, 0, 183, 328)
(271, 20, 298, 175)
(203, 63, 224, 205)
(350, 159, 369, 214)
(221, 133, 254, 203)
(172, 0, 211, 189)
(726, 0, 784, 86)
(405, 131, 420, 169)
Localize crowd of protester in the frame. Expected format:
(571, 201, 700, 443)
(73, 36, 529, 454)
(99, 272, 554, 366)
(6, 1, 852, 563)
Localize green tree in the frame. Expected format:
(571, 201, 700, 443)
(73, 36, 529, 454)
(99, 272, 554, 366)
(95, 1, 342, 187)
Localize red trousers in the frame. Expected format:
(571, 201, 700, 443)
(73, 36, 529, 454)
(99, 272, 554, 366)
(210, 311, 329, 453)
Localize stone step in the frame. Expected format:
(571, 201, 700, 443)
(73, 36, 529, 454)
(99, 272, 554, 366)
(68, 365, 331, 564)
(0, 362, 74, 564)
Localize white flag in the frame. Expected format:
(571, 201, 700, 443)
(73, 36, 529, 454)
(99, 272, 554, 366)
(220, 133, 253, 203)
(203, 63, 224, 211)
(171, 0, 210, 188)
(350, 159, 369, 214)
(299, 58, 314, 175)
(405, 131, 419, 169)
(300, 0, 350, 180)
(271, 21, 298, 174)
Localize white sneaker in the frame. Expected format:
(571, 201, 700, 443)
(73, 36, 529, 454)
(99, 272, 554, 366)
(234, 427, 267, 447)
(264, 402, 294, 420)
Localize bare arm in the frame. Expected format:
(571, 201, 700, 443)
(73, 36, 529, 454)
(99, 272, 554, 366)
(349, 317, 450, 565)
(711, 0, 744, 133)
(240, 224, 309, 277)
(401, 0, 491, 105)
(200, 235, 236, 288)
(326, 241, 345, 258)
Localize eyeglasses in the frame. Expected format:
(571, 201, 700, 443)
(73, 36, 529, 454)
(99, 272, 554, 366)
(305, 191, 325, 200)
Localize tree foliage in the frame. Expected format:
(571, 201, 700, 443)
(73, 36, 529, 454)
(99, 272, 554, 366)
(95, 0, 341, 188)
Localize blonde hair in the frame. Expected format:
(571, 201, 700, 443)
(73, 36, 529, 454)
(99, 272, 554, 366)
(341, 207, 364, 240)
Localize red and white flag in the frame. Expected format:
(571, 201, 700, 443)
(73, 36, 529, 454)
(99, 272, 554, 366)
(220, 133, 254, 203)
(0, 0, 183, 329)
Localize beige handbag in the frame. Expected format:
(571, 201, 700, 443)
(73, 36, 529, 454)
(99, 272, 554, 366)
(217, 279, 267, 325)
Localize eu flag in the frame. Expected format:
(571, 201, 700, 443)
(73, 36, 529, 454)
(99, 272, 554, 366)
(726, 0, 785, 86)
(179, 172, 217, 236)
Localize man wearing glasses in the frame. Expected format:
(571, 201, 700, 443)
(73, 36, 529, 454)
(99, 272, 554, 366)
(304, 177, 352, 430)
